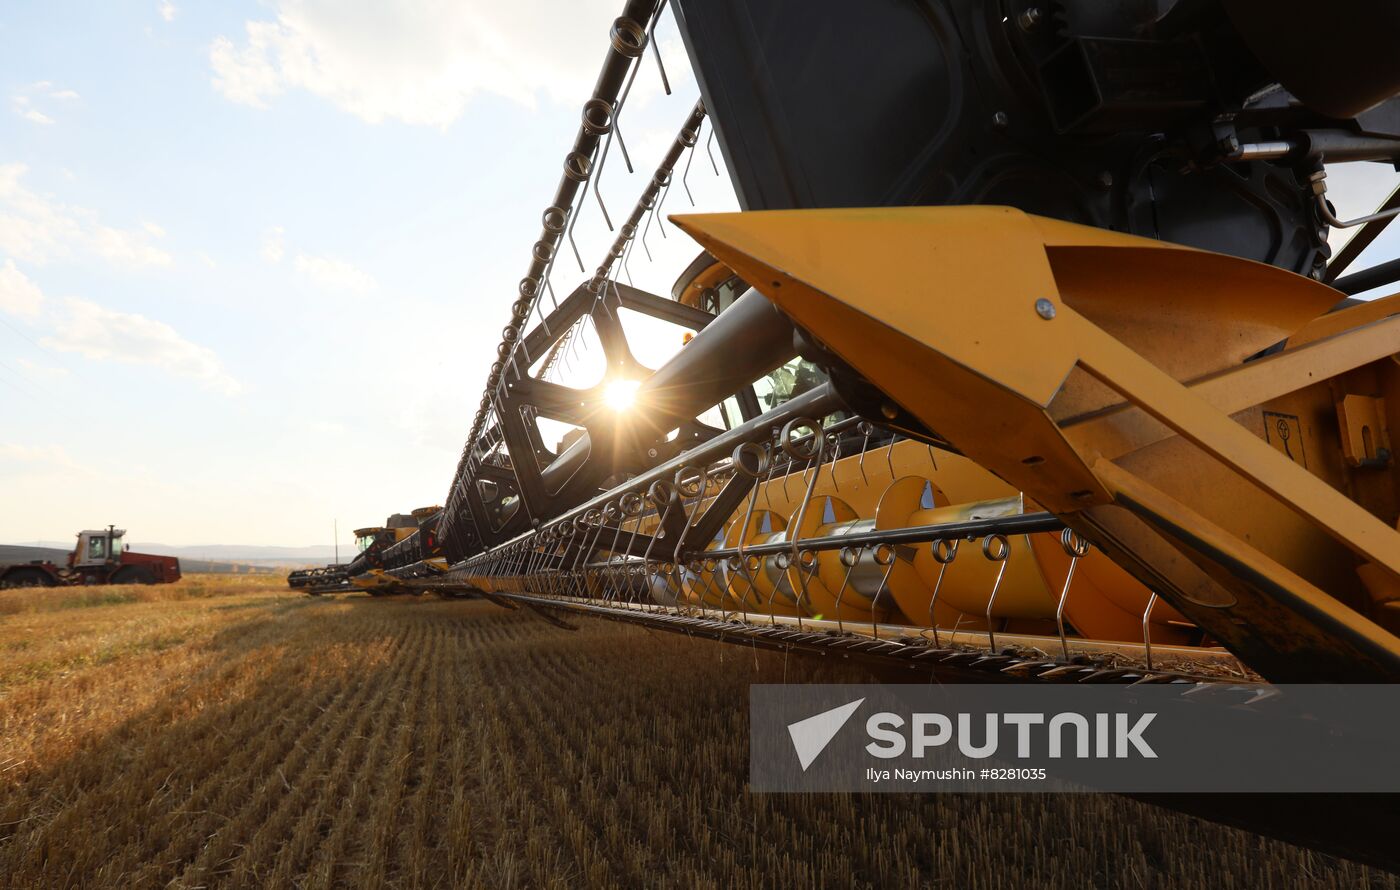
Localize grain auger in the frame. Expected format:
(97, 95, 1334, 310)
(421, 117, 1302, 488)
(448, 400, 1228, 672)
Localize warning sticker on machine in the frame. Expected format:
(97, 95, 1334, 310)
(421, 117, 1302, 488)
(1262, 411, 1307, 468)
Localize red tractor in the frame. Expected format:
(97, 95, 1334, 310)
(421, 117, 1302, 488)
(0, 526, 181, 588)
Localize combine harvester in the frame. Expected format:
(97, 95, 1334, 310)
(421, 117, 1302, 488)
(289, 507, 445, 594)
(313, 0, 1400, 863)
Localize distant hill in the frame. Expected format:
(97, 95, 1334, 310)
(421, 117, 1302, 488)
(0, 545, 68, 564)
(130, 543, 345, 562)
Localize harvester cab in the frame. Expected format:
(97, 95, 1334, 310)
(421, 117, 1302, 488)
(353, 526, 405, 559)
(670, 250, 747, 315)
(354, 527, 385, 553)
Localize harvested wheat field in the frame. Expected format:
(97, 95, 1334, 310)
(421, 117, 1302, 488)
(0, 577, 1392, 889)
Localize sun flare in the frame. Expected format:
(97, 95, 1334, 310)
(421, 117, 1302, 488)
(602, 378, 640, 412)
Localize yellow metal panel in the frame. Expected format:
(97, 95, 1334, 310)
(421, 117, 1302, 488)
(1337, 394, 1392, 468)
(1068, 306, 1400, 577)
(1288, 291, 1400, 347)
(1093, 459, 1400, 678)
(674, 206, 1077, 407)
(1064, 313, 1400, 461)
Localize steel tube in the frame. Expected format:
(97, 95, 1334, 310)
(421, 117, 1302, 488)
(1333, 255, 1400, 295)
(538, 286, 799, 490)
(687, 512, 1062, 561)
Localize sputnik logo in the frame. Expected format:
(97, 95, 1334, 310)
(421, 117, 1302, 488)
(787, 698, 865, 771)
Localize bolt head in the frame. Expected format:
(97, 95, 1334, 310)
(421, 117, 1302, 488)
(1035, 298, 1056, 319)
(992, 111, 1010, 129)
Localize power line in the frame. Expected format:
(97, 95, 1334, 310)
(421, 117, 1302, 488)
(0, 314, 43, 349)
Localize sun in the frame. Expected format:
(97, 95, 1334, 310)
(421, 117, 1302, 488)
(602, 378, 641, 412)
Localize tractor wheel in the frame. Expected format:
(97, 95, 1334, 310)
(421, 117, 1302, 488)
(111, 566, 157, 585)
(1, 568, 54, 589)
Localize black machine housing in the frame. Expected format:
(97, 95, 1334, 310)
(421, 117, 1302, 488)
(671, 0, 1400, 277)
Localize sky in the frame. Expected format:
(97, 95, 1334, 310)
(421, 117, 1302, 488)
(2, 2, 1399, 550)
(0, 0, 739, 549)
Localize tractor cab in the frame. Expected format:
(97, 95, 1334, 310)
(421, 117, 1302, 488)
(72, 527, 125, 568)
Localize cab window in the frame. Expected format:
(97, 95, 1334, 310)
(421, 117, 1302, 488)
(87, 536, 107, 560)
(699, 277, 746, 314)
(753, 357, 828, 411)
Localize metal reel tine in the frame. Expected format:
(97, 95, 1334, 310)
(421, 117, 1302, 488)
(655, 174, 673, 238)
(1142, 591, 1159, 671)
(681, 123, 699, 206)
(640, 205, 656, 261)
(982, 534, 1010, 653)
(620, 233, 636, 286)
(648, 0, 672, 95)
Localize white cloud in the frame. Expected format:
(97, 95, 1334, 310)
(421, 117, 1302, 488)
(0, 259, 45, 317)
(159, 1, 177, 23)
(14, 357, 69, 381)
(92, 225, 174, 267)
(0, 259, 237, 394)
(261, 225, 285, 263)
(261, 226, 373, 292)
(42, 297, 242, 396)
(294, 251, 374, 293)
(0, 163, 172, 268)
(209, 0, 622, 127)
(11, 82, 79, 125)
(0, 442, 88, 474)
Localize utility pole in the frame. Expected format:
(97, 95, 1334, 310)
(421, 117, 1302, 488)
(334, 519, 339, 566)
